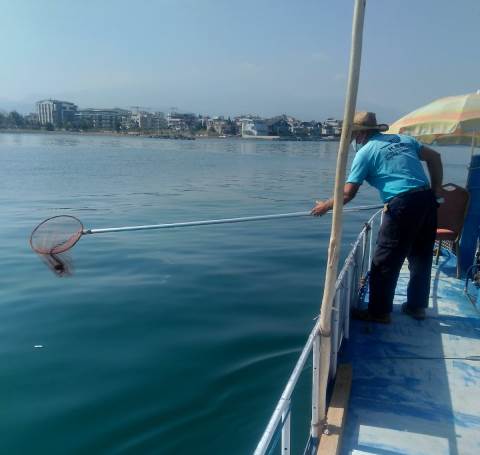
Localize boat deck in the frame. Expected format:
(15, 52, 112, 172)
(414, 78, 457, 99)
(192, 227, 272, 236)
(339, 252, 480, 455)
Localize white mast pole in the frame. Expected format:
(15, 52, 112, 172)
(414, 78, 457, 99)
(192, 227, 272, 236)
(316, 0, 366, 431)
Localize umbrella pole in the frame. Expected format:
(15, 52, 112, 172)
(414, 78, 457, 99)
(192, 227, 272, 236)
(313, 0, 366, 438)
(471, 131, 477, 159)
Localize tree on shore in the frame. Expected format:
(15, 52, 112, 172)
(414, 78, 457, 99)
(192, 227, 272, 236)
(79, 119, 92, 131)
(0, 111, 27, 129)
(8, 111, 25, 128)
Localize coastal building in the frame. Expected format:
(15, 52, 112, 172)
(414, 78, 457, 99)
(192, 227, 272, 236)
(74, 108, 129, 130)
(294, 120, 322, 137)
(128, 111, 167, 131)
(233, 116, 244, 133)
(240, 118, 269, 137)
(24, 112, 40, 126)
(152, 112, 167, 131)
(167, 112, 198, 131)
(206, 116, 228, 135)
(266, 115, 296, 136)
(322, 118, 343, 136)
(130, 111, 152, 130)
(198, 116, 210, 130)
(36, 99, 78, 127)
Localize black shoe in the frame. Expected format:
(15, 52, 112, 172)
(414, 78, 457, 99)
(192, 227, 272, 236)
(351, 308, 391, 324)
(401, 302, 426, 320)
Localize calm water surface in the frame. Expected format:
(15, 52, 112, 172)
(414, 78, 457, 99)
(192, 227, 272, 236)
(0, 133, 471, 454)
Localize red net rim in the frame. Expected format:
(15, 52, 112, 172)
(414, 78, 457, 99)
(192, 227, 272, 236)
(30, 215, 84, 254)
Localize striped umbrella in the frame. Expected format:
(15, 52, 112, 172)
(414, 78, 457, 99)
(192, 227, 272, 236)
(388, 91, 480, 146)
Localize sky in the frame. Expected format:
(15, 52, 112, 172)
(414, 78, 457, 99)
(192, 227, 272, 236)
(1, 0, 479, 122)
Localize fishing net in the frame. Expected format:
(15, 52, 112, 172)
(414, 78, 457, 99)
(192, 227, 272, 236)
(30, 215, 84, 254)
(30, 216, 83, 277)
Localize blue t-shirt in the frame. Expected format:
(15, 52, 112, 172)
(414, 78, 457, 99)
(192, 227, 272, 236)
(347, 133, 430, 202)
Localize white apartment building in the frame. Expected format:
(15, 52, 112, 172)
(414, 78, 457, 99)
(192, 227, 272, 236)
(241, 118, 269, 137)
(36, 99, 77, 126)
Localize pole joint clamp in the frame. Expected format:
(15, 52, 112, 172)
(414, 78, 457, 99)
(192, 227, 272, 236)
(318, 326, 331, 337)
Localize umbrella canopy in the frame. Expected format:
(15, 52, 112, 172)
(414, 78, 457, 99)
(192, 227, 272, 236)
(388, 91, 480, 145)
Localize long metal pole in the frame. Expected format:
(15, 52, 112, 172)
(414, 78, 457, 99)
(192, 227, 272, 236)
(316, 0, 366, 429)
(82, 204, 381, 235)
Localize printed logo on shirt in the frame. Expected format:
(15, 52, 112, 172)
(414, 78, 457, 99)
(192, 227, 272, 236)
(387, 136, 401, 144)
(380, 135, 401, 149)
(384, 142, 411, 160)
(379, 136, 411, 160)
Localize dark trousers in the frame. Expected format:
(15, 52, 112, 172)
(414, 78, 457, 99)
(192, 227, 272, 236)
(369, 190, 437, 315)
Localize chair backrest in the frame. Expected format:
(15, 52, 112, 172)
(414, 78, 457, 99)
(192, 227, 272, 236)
(437, 183, 470, 236)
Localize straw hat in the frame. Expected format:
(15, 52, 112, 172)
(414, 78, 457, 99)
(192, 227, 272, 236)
(352, 112, 389, 132)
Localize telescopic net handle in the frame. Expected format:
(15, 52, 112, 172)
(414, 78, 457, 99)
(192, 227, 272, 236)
(83, 204, 383, 235)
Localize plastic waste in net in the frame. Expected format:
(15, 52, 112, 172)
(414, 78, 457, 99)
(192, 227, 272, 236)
(30, 216, 83, 277)
(30, 215, 84, 254)
(37, 251, 74, 277)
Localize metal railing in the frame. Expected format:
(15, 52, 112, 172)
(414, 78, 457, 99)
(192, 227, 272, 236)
(254, 209, 382, 455)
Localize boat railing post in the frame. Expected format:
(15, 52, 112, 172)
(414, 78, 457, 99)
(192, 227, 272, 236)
(281, 400, 291, 455)
(368, 212, 378, 268)
(358, 240, 363, 287)
(311, 333, 321, 439)
(330, 292, 341, 378)
(356, 238, 362, 290)
(362, 225, 369, 278)
(339, 282, 344, 345)
(353, 243, 360, 300)
(345, 265, 353, 339)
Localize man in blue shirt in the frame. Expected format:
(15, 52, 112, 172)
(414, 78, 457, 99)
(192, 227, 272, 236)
(311, 112, 443, 322)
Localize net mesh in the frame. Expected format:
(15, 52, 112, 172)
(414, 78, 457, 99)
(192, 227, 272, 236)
(30, 215, 84, 254)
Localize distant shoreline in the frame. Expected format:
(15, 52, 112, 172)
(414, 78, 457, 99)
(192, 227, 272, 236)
(0, 128, 340, 142)
(0, 128, 189, 139)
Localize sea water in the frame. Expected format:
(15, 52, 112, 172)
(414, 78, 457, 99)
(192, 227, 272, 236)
(0, 133, 470, 454)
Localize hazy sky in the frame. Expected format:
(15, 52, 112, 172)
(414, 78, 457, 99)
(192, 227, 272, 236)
(1, 0, 479, 121)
